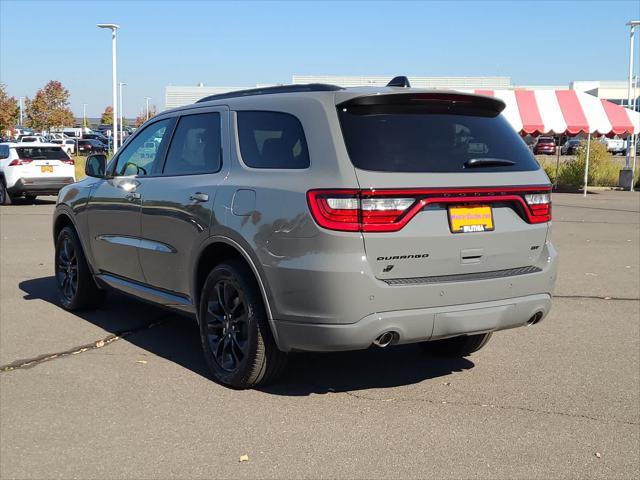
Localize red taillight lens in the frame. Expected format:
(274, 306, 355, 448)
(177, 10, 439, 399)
(308, 190, 360, 231)
(308, 187, 552, 232)
(524, 192, 552, 223)
(307, 190, 418, 232)
(8, 158, 33, 166)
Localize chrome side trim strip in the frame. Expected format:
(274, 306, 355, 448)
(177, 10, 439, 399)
(96, 235, 175, 253)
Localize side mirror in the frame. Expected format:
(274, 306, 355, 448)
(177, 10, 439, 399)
(85, 154, 107, 178)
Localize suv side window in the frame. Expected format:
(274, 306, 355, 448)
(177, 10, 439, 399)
(0, 145, 9, 159)
(237, 111, 309, 169)
(113, 119, 172, 176)
(163, 113, 221, 175)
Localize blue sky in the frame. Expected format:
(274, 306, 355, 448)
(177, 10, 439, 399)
(1, 0, 638, 117)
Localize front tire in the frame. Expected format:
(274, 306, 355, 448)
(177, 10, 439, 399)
(423, 333, 492, 357)
(55, 226, 104, 310)
(198, 260, 286, 389)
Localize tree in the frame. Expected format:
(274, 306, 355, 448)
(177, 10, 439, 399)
(0, 84, 19, 134)
(100, 106, 113, 125)
(24, 80, 74, 132)
(133, 105, 157, 127)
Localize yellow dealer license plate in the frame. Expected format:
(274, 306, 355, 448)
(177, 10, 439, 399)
(448, 205, 494, 233)
(41, 166, 53, 173)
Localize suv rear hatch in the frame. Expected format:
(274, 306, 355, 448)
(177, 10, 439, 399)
(316, 92, 552, 281)
(14, 146, 73, 176)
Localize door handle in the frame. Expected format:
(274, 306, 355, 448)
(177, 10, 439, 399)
(125, 192, 141, 201)
(189, 192, 209, 202)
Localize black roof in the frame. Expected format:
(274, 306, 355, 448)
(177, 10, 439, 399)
(196, 83, 343, 103)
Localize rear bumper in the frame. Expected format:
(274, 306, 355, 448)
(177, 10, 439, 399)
(8, 177, 75, 195)
(274, 293, 552, 352)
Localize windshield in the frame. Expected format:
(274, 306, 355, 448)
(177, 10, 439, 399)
(16, 147, 68, 160)
(338, 105, 539, 173)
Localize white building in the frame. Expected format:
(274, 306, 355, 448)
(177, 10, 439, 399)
(164, 76, 639, 111)
(164, 75, 513, 109)
(291, 74, 512, 89)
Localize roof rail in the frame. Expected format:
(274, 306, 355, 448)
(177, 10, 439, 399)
(196, 83, 344, 103)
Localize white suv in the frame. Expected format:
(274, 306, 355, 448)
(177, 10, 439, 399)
(0, 143, 76, 204)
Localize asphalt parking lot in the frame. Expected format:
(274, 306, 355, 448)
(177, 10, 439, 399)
(0, 191, 638, 479)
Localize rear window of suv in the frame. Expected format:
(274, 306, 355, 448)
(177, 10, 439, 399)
(338, 96, 539, 173)
(237, 111, 310, 169)
(16, 147, 68, 160)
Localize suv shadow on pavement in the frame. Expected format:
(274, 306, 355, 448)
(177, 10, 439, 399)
(18, 276, 475, 396)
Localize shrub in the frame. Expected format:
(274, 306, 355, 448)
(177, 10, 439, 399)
(557, 139, 618, 187)
(536, 156, 558, 183)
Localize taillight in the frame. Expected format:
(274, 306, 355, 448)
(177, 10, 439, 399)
(8, 158, 33, 166)
(308, 190, 419, 232)
(524, 192, 552, 222)
(308, 187, 552, 232)
(62, 158, 75, 165)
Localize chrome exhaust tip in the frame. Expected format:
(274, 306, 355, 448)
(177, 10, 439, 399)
(373, 331, 395, 348)
(527, 311, 544, 326)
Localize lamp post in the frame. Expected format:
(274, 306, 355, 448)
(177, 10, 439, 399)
(623, 20, 640, 190)
(18, 97, 24, 126)
(632, 75, 639, 192)
(82, 103, 87, 129)
(118, 82, 127, 148)
(97, 23, 119, 153)
(144, 96, 151, 120)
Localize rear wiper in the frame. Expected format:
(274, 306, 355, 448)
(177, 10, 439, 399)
(464, 158, 516, 168)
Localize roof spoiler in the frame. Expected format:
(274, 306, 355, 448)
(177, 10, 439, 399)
(338, 92, 506, 115)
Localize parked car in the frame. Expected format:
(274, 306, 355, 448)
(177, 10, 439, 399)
(561, 138, 581, 155)
(51, 139, 76, 155)
(76, 139, 107, 155)
(0, 143, 75, 204)
(533, 137, 556, 155)
(52, 83, 557, 388)
(599, 137, 626, 155)
(18, 135, 48, 144)
(82, 133, 109, 144)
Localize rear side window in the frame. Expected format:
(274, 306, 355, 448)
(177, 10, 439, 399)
(16, 147, 68, 160)
(237, 111, 309, 169)
(164, 113, 221, 175)
(0, 145, 9, 159)
(338, 102, 539, 173)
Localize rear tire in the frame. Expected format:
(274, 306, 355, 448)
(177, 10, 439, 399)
(0, 182, 11, 205)
(423, 333, 492, 357)
(55, 226, 104, 310)
(198, 260, 287, 389)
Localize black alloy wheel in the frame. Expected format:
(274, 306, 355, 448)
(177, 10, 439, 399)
(54, 226, 104, 310)
(199, 260, 287, 388)
(56, 233, 78, 304)
(204, 279, 250, 372)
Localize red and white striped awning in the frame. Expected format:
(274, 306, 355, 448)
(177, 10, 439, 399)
(461, 89, 640, 136)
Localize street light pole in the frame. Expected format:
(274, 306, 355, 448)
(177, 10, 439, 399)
(144, 96, 151, 120)
(82, 103, 87, 130)
(632, 75, 639, 192)
(119, 82, 126, 148)
(97, 23, 120, 153)
(624, 21, 639, 189)
(19, 96, 24, 126)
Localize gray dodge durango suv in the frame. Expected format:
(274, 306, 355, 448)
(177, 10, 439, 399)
(53, 80, 557, 388)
